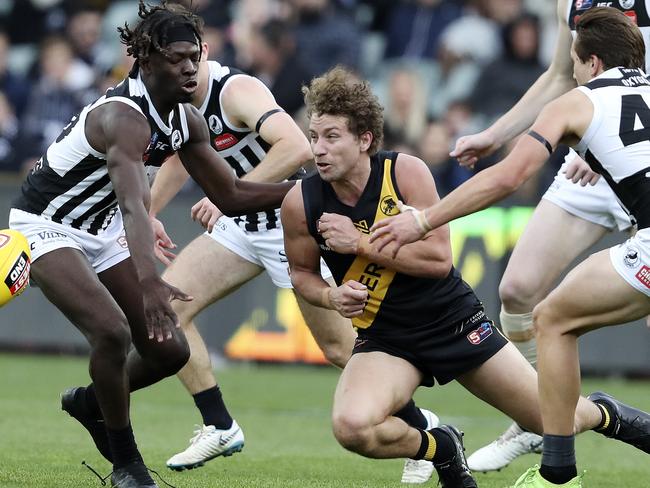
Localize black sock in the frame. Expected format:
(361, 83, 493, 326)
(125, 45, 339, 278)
(413, 428, 456, 463)
(593, 402, 617, 436)
(107, 423, 142, 468)
(193, 386, 233, 429)
(540, 434, 577, 484)
(394, 400, 428, 429)
(84, 384, 102, 419)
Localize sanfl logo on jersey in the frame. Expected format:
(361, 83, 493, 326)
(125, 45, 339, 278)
(620, 0, 635, 9)
(208, 114, 223, 134)
(575, 0, 592, 10)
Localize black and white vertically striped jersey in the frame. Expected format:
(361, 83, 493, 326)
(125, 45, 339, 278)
(13, 70, 191, 235)
(575, 67, 650, 229)
(198, 61, 282, 232)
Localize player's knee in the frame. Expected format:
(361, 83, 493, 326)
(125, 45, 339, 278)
(141, 332, 190, 376)
(532, 300, 563, 339)
(89, 321, 131, 359)
(499, 274, 539, 311)
(331, 410, 374, 455)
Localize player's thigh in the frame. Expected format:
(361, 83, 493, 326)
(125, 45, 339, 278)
(163, 234, 263, 315)
(457, 342, 541, 433)
(501, 200, 609, 300)
(536, 249, 650, 336)
(334, 351, 422, 424)
(31, 247, 129, 340)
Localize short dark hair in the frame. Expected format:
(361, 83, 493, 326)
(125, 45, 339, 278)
(575, 7, 645, 70)
(118, 0, 203, 65)
(302, 67, 384, 155)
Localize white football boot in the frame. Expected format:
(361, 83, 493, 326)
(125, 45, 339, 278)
(467, 422, 543, 472)
(166, 420, 245, 471)
(401, 409, 440, 484)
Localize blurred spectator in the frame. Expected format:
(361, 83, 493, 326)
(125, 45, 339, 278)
(66, 7, 103, 69)
(439, 0, 507, 65)
(19, 36, 96, 170)
(3, 0, 65, 45)
(289, 0, 362, 78)
(97, 43, 133, 95)
(0, 91, 22, 172)
(383, 0, 462, 60)
(417, 120, 471, 196)
(0, 30, 31, 117)
(470, 14, 545, 119)
(248, 19, 311, 116)
(383, 66, 428, 148)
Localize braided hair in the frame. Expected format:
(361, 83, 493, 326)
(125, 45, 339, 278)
(118, 0, 203, 67)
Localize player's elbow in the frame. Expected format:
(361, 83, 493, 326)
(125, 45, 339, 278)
(498, 172, 524, 195)
(420, 252, 453, 279)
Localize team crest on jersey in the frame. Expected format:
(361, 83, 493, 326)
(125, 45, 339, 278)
(575, 0, 592, 9)
(171, 130, 183, 150)
(624, 245, 640, 268)
(380, 196, 399, 216)
(208, 115, 223, 135)
(620, 0, 635, 9)
(467, 321, 493, 345)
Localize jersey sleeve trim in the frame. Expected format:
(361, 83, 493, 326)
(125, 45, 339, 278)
(575, 86, 603, 156)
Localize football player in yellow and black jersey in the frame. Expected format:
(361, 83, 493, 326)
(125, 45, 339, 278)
(281, 67, 622, 488)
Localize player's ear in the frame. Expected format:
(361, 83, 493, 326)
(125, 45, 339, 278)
(359, 131, 373, 153)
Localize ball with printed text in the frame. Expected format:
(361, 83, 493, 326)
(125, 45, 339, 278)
(0, 229, 31, 307)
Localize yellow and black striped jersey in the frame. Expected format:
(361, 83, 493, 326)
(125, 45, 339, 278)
(301, 150, 482, 337)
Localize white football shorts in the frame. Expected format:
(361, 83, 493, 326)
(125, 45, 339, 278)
(610, 228, 650, 297)
(9, 208, 130, 273)
(207, 215, 333, 288)
(542, 148, 633, 232)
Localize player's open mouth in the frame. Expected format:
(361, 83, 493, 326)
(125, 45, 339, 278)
(316, 162, 330, 169)
(182, 80, 198, 90)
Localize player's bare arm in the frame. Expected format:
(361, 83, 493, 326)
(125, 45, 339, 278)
(281, 184, 368, 318)
(88, 102, 192, 341)
(223, 74, 312, 183)
(372, 90, 592, 255)
(451, 0, 576, 165)
(177, 104, 294, 215)
(320, 154, 453, 278)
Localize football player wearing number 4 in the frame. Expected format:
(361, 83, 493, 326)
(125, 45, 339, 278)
(281, 66, 650, 488)
(370, 8, 650, 487)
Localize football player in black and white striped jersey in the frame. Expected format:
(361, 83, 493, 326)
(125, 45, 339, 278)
(370, 8, 650, 487)
(8, 3, 292, 486)
(148, 41, 439, 482)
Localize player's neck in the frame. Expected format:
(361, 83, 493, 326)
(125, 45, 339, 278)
(331, 155, 371, 207)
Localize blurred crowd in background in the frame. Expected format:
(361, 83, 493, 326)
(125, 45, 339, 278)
(0, 0, 566, 203)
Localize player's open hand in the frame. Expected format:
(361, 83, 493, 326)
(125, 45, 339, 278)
(317, 212, 361, 254)
(369, 202, 427, 258)
(450, 130, 499, 168)
(191, 197, 223, 232)
(141, 276, 193, 342)
(329, 280, 368, 318)
(150, 216, 177, 266)
(562, 154, 600, 186)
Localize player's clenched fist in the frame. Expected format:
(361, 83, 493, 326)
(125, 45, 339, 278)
(327, 280, 368, 318)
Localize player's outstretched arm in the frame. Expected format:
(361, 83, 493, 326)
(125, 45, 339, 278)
(451, 0, 576, 166)
(178, 104, 294, 216)
(281, 184, 368, 318)
(95, 102, 192, 341)
(372, 91, 590, 256)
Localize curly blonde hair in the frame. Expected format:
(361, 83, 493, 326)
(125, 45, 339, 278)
(302, 67, 384, 155)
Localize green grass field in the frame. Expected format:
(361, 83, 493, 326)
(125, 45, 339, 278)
(0, 353, 648, 488)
